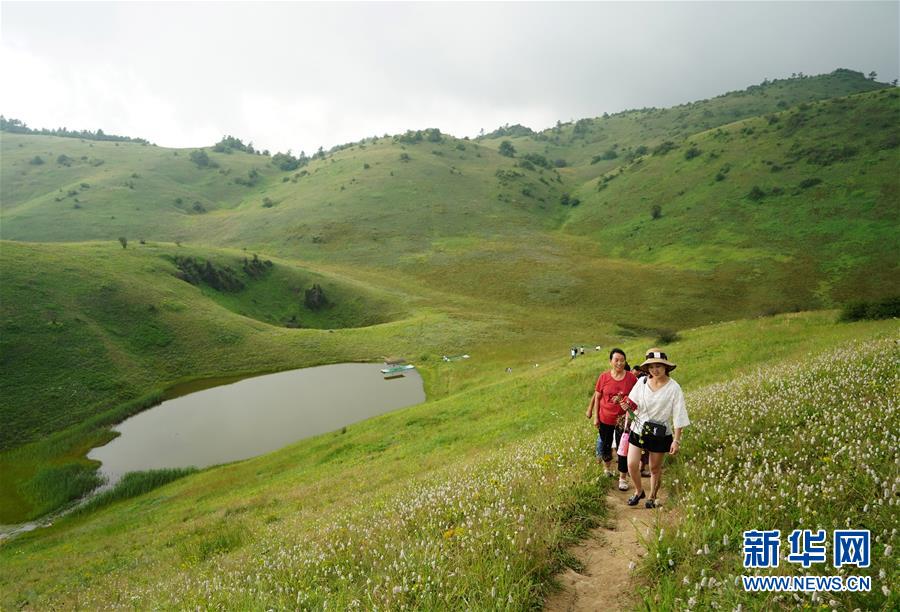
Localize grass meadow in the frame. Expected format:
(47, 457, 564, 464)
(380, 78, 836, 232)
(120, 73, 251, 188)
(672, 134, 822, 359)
(0, 313, 896, 609)
(0, 69, 897, 609)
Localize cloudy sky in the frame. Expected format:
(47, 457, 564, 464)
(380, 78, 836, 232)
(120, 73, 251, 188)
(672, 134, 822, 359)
(2, 1, 898, 155)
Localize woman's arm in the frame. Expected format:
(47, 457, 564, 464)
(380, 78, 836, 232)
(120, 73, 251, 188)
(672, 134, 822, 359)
(586, 391, 599, 421)
(669, 427, 683, 455)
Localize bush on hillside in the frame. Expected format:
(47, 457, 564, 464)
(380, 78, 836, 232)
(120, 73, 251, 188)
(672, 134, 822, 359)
(838, 296, 900, 322)
(652, 141, 677, 156)
(798, 177, 822, 189)
(272, 151, 307, 172)
(56, 154, 72, 166)
(553, 158, 568, 167)
(559, 193, 580, 207)
(189, 149, 211, 168)
(498, 140, 516, 157)
(591, 149, 618, 164)
(242, 253, 273, 279)
(29, 155, 44, 165)
(522, 152, 551, 168)
(684, 146, 702, 160)
(655, 329, 681, 344)
(214, 135, 255, 154)
(651, 204, 662, 219)
(234, 169, 260, 186)
(747, 186, 766, 201)
(304, 283, 329, 310)
(174, 256, 245, 292)
(800, 145, 859, 166)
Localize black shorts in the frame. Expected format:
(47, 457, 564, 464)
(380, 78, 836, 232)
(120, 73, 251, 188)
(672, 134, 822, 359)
(628, 430, 673, 453)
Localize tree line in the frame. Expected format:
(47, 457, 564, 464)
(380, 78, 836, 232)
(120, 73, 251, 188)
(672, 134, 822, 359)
(0, 116, 149, 144)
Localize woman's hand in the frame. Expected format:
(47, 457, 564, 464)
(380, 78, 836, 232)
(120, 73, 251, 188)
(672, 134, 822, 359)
(669, 440, 680, 456)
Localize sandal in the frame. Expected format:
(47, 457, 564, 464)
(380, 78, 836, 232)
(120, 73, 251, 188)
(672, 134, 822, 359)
(618, 480, 630, 491)
(645, 498, 657, 509)
(627, 491, 646, 506)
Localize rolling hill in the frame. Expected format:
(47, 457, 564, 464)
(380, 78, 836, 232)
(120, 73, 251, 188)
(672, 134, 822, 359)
(0, 68, 897, 609)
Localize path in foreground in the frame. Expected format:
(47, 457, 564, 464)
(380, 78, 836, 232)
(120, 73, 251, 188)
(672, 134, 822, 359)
(546, 486, 676, 611)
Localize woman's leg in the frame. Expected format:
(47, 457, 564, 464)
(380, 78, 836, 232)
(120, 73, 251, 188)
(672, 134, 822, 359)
(595, 430, 603, 463)
(627, 442, 644, 494)
(598, 423, 615, 474)
(648, 451, 666, 500)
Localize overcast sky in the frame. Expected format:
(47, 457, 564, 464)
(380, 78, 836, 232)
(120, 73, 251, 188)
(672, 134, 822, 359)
(1, 1, 898, 155)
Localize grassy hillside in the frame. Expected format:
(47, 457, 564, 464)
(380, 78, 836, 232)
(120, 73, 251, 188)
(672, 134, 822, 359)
(477, 68, 890, 181)
(1, 70, 898, 525)
(0, 313, 895, 609)
(564, 88, 900, 306)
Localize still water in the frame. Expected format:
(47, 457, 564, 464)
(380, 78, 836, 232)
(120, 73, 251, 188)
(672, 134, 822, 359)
(88, 363, 424, 485)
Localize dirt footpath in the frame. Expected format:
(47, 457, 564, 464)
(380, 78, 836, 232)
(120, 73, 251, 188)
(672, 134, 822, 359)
(544, 486, 675, 612)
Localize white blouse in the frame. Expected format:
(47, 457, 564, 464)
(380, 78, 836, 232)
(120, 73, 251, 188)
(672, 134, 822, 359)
(627, 377, 690, 436)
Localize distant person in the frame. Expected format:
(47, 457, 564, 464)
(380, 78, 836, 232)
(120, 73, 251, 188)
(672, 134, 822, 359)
(579, 346, 585, 356)
(585, 348, 637, 489)
(571, 347, 577, 360)
(618, 348, 689, 509)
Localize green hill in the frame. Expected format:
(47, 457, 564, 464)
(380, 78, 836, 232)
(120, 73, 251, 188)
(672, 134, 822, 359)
(0, 69, 898, 609)
(0, 314, 896, 609)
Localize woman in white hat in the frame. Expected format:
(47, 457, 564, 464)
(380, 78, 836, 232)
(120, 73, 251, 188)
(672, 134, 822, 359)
(617, 348, 689, 508)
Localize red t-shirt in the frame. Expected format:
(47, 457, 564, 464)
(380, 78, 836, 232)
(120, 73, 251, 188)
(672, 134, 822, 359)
(594, 371, 638, 426)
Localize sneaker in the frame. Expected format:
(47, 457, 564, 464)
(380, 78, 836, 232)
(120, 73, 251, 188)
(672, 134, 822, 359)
(627, 491, 646, 506)
(618, 480, 630, 491)
(645, 498, 657, 509)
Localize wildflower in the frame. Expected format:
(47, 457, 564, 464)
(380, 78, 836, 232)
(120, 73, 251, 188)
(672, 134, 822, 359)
(885, 545, 893, 557)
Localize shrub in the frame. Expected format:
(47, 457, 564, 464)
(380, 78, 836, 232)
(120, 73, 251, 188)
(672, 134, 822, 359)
(747, 186, 766, 201)
(684, 146, 702, 160)
(522, 153, 551, 168)
(799, 177, 822, 189)
(399, 152, 411, 162)
(715, 172, 726, 182)
(29, 155, 44, 165)
(56, 154, 72, 166)
(553, 158, 568, 168)
(838, 296, 900, 322)
(651, 204, 662, 219)
(305, 284, 329, 310)
(498, 140, 516, 157)
(591, 149, 618, 164)
(118, 237, 128, 249)
(652, 141, 677, 156)
(518, 159, 535, 171)
(655, 329, 681, 344)
(189, 149, 210, 168)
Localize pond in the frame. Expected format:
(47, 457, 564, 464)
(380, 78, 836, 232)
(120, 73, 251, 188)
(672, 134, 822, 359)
(87, 363, 425, 486)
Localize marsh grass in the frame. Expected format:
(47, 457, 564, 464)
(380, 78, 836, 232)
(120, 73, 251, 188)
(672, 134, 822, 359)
(73, 468, 199, 516)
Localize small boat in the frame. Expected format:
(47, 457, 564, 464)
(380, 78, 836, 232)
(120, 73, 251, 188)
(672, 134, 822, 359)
(381, 364, 415, 375)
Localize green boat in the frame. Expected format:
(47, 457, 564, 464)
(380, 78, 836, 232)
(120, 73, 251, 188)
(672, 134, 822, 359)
(381, 364, 415, 375)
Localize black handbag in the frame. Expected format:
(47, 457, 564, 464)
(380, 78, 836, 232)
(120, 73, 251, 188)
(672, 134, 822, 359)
(642, 419, 668, 438)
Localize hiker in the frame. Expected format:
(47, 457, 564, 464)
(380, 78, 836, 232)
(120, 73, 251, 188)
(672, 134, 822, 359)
(579, 346, 585, 356)
(618, 348, 689, 509)
(633, 367, 651, 476)
(585, 348, 637, 490)
(571, 347, 577, 360)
